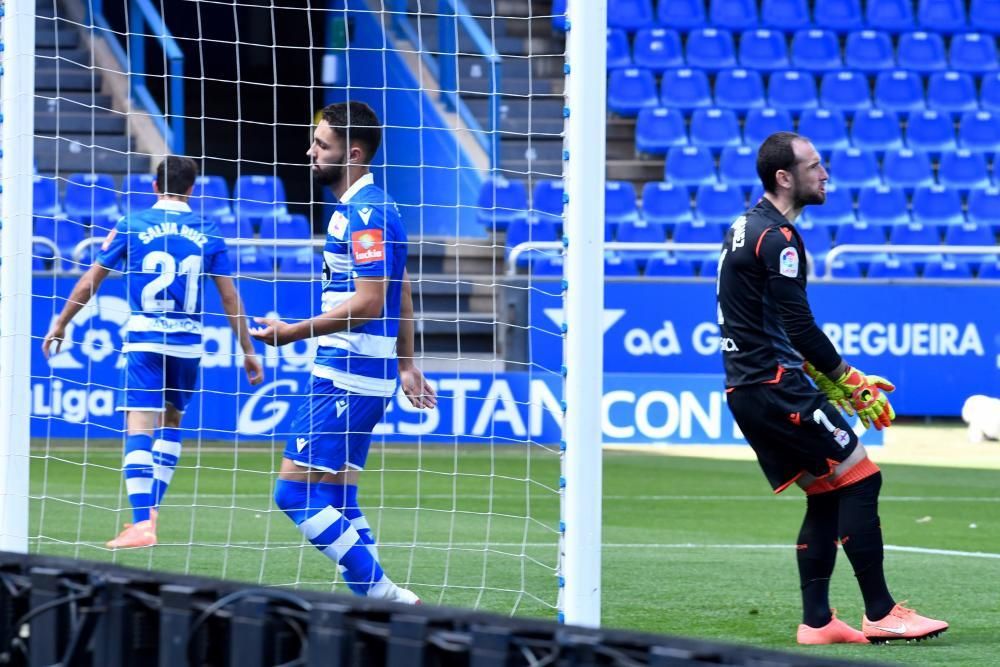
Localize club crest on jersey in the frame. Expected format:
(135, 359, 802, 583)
(833, 428, 851, 448)
(352, 229, 384, 264)
(779, 247, 799, 278)
(328, 211, 348, 240)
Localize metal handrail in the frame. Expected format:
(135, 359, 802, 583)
(506, 242, 725, 276)
(31, 237, 63, 272)
(823, 244, 1000, 278)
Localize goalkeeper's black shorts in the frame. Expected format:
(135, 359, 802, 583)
(727, 367, 859, 493)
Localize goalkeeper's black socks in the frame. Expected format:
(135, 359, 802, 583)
(837, 472, 896, 621)
(797, 489, 839, 627)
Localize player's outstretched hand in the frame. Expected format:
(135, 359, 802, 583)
(244, 353, 265, 385)
(400, 366, 437, 409)
(249, 317, 296, 347)
(834, 366, 896, 431)
(42, 323, 68, 359)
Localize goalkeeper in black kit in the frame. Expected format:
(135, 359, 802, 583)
(717, 132, 948, 645)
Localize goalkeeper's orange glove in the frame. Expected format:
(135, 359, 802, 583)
(803, 362, 854, 415)
(833, 365, 896, 431)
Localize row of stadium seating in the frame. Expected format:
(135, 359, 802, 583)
(554, 0, 1000, 34)
(607, 27, 998, 74)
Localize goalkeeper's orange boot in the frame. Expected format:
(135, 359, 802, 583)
(797, 610, 869, 645)
(862, 603, 948, 643)
(106, 518, 157, 549)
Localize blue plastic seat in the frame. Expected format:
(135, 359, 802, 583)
(868, 257, 919, 278)
(970, 0, 1000, 33)
(259, 213, 312, 262)
(949, 33, 999, 75)
(791, 29, 842, 72)
(217, 214, 255, 240)
(698, 256, 722, 277)
(967, 187, 1000, 232)
(828, 257, 864, 278)
(857, 186, 911, 227)
(819, 70, 872, 113)
(476, 177, 528, 231)
(609, 68, 659, 116)
(829, 148, 881, 190)
(906, 110, 958, 154)
(814, 0, 863, 32)
(658, 0, 706, 30)
(607, 28, 632, 70)
(897, 32, 947, 74)
(980, 261, 1000, 278)
(938, 149, 992, 190)
(924, 259, 972, 279)
(686, 28, 737, 70)
(889, 222, 942, 253)
(807, 184, 856, 226)
(659, 69, 713, 111)
(605, 180, 640, 233)
(798, 109, 850, 150)
(714, 69, 766, 111)
(233, 174, 288, 228)
(641, 181, 694, 229)
(844, 30, 895, 73)
(673, 218, 727, 246)
(665, 145, 718, 187)
(608, 0, 655, 32)
(796, 220, 834, 255)
(761, 0, 811, 30)
(605, 252, 642, 276)
(958, 110, 1000, 154)
(911, 185, 965, 226)
(866, 0, 915, 32)
(33, 217, 86, 257)
(551, 0, 567, 32)
(633, 28, 684, 73)
(875, 70, 927, 114)
(710, 0, 758, 30)
(882, 149, 935, 190)
(64, 173, 120, 230)
(852, 110, 905, 153)
(188, 175, 232, 219)
(833, 220, 887, 246)
(616, 218, 668, 243)
(738, 29, 790, 71)
(981, 73, 1000, 113)
(768, 70, 819, 113)
(744, 108, 793, 146)
(506, 216, 559, 262)
(927, 71, 978, 117)
(719, 145, 759, 190)
(944, 220, 993, 246)
(918, 0, 967, 32)
(281, 252, 324, 276)
(33, 175, 60, 217)
(121, 173, 157, 214)
(690, 108, 742, 151)
(530, 255, 565, 276)
(636, 107, 688, 155)
(228, 246, 275, 274)
(644, 252, 697, 276)
(532, 180, 564, 226)
(695, 183, 746, 225)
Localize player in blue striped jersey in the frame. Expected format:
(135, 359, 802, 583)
(251, 102, 436, 604)
(42, 156, 264, 549)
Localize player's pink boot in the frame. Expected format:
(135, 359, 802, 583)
(863, 603, 949, 643)
(797, 610, 869, 645)
(106, 509, 158, 549)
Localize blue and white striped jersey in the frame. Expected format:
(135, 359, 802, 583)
(313, 173, 407, 397)
(96, 200, 230, 358)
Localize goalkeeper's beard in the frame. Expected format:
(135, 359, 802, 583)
(792, 181, 825, 208)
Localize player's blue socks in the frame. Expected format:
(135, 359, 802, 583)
(123, 434, 155, 523)
(274, 479, 392, 597)
(319, 483, 379, 560)
(152, 427, 182, 508)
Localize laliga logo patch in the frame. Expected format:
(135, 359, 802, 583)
(779, 247, 799, 278)
(351, 229, 384, 264)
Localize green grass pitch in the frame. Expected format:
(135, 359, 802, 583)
(30, 443, 999, 666)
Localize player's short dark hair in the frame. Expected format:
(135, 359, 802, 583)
(756, 131, 804, 194)
(320, 101, 382, 164)
(155, 156, 199, 196)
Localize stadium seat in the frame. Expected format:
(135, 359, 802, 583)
(897, 32, 947, 74)
(644, 252, 697, 276)
(927, 71, 978, 117)
(616, 218, 668, 243)
(641, 181, 694, 229)
(260, 213, 312, 262)
(827, 257, 864, 278)
(32, 241, 57, 271)
(635, 107, 688, 155)
(761, 0, 811, 31)
(748, 184, 765, 206)
(633, 28, 684, 73)
(605, 180, 640, 234)
(714, 69, 766, 111)
(608, 68, 659, 116)
(790, 29, 842, 72)
(228, 246, 275, 274)
(532, 180, 564, 226)
(33, 217, 86, 258)
(970, 0, 1000, 33)
(857, 186, 911, 227)
(866, 0, 915, 32)
(813, 0, 863, 32)
(978, 260, 1000, 278)
(852, 110, 904, 153)
(665, 146, 717, 187)
(689, 108, 742, 151)
(744, 108, 793, 147)
(949, 33, 999, 75)
(33, 175, 60, 217)
(833, 220, 887, 247)
(868, 257, 919, 278)
(673, 218, 726, 245)
(217, 215, 255, 240)
(980, 73, 1000, 113)
(698, 256, 722, 277)
(843, 31, 895, 73)
(944, 220, 994, 246)
(551, 0, 567, 32)
(958, 111, 1000, 155)
(719, 145, 759, 190)
(121, 173, 157, 213)
(967, 187, 1000, 232)
(882, 149, 935, 190)
(767, 70, 819, 113)
(659, 69, 713, 111)
(604, 252, 642, 276)
(657, 0, 706, 30)
(737, 29, 789, 71)
(889, 221, 942, 254)
(911, 185, 965, 226)
(807, 184, 856, 226)
(695, 183, 746, 225)
(923, 259, 972, 279)
(685, 28, 737, 70)
(709, 0, 758, 31)
(530, 254, 565, 276)
(796, 220, 834, 256)
(64, 173, 120, 231)
(607, 29, 632, 69)
(819, 70, 872, 113)
(608, 0, 655, 32)
(938, 149, 992, 190)
(505, 214, 560, 258)
(917, 0, 967, 33)
(797, 109, 850, 151)
(188, 175, 233, 219)
(829, 148, 881, 190)
(875, 70, 927, 114)
(233, 174, 288, 228)
(476, 177, 528, 231)
(906, 110, 958, 155)
(281, 252, 324, 276)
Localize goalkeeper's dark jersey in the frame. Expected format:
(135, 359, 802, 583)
(716, 197, 842, 388)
